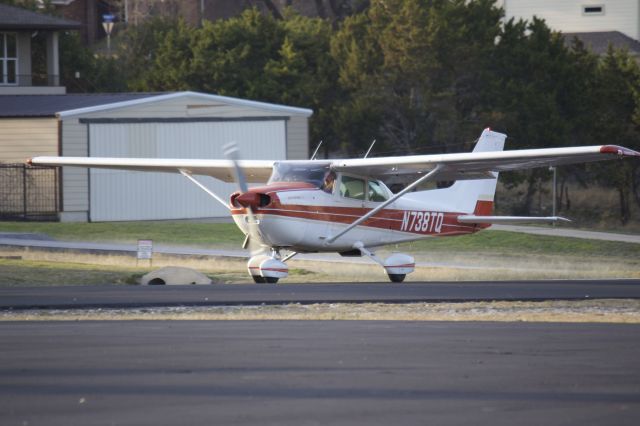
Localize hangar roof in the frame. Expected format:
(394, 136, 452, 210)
(0, 92, 314, 118)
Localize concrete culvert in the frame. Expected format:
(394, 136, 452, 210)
(141, 267, 212, 285)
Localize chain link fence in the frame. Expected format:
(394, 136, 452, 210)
(0, 164, 59, 221)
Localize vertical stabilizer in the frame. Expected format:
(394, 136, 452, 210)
(404, 128, 506, 214)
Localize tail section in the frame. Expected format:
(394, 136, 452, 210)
(404, 128, 506, 214)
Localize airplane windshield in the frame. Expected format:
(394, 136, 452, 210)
(268, 162, 332, 187)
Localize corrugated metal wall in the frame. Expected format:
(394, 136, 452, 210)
(88, 120, 286, 221)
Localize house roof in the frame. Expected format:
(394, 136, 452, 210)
(563, 31, 640, 56)
(0, 93, 159, 117)
(0, 91, 314, 118)
(0, 3, 82, 30)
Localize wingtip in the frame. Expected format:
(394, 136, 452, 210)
(600, 145, 640, 157)
(555, 216, 572, 223)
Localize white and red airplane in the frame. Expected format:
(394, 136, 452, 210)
(29, 128, 639, 283)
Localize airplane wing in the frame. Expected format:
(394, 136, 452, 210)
(29, 144, 639, 183)
(28, 156, 275, 183)
(331, 145, 640, 180)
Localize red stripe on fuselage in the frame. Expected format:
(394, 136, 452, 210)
(230, 185, 482, 237)
(232, 203, 477, 237)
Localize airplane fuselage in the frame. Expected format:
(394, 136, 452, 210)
(231, 182, 487, 253)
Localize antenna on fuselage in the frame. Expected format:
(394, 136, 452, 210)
(310, 140, 323, 160)
(363, 139, 377, 158)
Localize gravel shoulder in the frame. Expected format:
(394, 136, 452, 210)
(2, 299, 639, 323)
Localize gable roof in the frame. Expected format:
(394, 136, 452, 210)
(563, 31, 640, 56)
(56, 91, 313, 118)
(0, 91, 314, 118)
(0, 3, 81, 30)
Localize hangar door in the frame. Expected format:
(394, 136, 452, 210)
(88, 120, 286, 221)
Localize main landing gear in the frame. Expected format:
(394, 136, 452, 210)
(353, 243, 415, 283)
(247, 245, 415, 284)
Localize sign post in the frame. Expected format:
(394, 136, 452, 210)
(102, 14, 115, 54)
(137, 239, 153, 267)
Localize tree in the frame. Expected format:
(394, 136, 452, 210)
(330, 0, 503, 155)
(589, 47, 640, 224)
(487, 17, 599, 214)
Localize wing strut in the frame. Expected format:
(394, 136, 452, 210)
(325, 164, 444, 245)
(178, 169, 230, 210)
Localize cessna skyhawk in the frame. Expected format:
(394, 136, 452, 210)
(29, 129, 639, 283)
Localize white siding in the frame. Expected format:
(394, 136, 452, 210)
(0, 118, 58, 162)
(88, 121, 286, 221)
(287, 116, 310, 159)
(501, 0, 640, 40)
(59, 93, 310, 222)
(60, 118, 89, 216)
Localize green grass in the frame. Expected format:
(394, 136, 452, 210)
(1, 220, 639, 260)
(0, 221, 244, 246)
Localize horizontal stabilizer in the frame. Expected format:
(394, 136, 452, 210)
(457, 215, 571, 224)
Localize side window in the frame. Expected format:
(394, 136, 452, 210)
(368, 180, 389, 202)
(321, 171, 336, 194)
(339, 175, 365, 200)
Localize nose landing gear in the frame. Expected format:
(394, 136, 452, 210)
(247, 251, 289, 284)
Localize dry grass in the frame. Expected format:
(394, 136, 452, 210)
(2, 300, 639, 323)
(1, 245, 639, 286)
(496, 181, 640, 232)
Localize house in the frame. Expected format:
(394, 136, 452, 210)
(0, 92, 312, 222)
(0, 3, 313, 223)
(495, 1, 640, 57)
(0, 2, 81, 95)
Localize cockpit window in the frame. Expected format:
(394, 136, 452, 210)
(368, 180, 389, 202)
(340, 175, 365, 200)
(268, 162, 331, 187)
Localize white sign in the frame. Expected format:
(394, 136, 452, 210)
(102, 21, 114, 35)
(137, 239, 153, 260)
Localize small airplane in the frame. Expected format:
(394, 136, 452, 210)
(29, 128, 639, 283)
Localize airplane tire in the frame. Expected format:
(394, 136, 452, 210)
(252, 276, 266, 283)
(264, 277, 279, 284)
(388, 274, 406, 283)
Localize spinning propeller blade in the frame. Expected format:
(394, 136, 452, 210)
(223, 142, 268, 256)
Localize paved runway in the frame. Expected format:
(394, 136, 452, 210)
(1, 320, 638, 425)
(0, 279, 639, 310)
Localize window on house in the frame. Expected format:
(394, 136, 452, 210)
(1, 32, 18, 85)
(583, 5, 604, 15)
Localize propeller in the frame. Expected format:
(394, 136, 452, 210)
(223, 142, 268, 256)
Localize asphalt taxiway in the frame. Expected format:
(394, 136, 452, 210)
(1, 320, 639, 425)
(0, 279, 639, 310)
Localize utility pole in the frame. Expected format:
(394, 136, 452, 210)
(549, 166, 557, 225)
